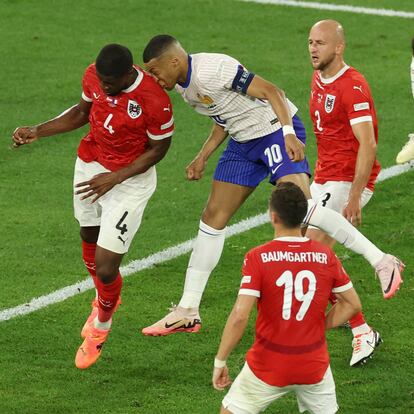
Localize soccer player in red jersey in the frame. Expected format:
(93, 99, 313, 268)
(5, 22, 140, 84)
(12, 44, 174, 369)
(307, 20, 403, 365)
(212, 182, 361, 414)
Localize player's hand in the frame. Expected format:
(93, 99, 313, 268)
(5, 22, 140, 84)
(11, 126, 39, 148)
(75, 172, 121, 203)
(284, 133, 305, 162)
(343, 195, 362, 226)
(186, 154, 207, 180)
(212, 366, 232, 391)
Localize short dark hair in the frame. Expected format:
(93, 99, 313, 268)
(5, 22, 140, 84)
(95, 44, 133, 78)
(269, 182, 308, 228)
(143, 34, 178, 63)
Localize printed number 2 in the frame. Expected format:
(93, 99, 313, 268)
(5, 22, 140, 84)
(315, 110, 323, 132)
(264, 144, 283, 167)
(104, 113, 115, 134)
(276, 270, 316, 321)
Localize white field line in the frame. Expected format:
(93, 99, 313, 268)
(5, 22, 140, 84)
(241, 0, 414, 18)
(1, 160, 413, 322)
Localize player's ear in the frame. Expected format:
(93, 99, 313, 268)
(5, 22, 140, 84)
(335, 41, 345, 55)
(269, 210, 279, 226)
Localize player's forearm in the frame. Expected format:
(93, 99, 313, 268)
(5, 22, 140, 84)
(115, 138, 171, 182)
(197, 124, 228, 160)
(34, 104, 89, 138)
(350, 142, 376, 197)
(216, 310, 249, 362)
(325, 300, 361, 329)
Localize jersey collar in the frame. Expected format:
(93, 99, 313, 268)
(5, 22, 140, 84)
(274, 237, 309, 242)
(122, 67, 144, 93)
(319, 65, 350, 84)
(178, 55, 192, 88)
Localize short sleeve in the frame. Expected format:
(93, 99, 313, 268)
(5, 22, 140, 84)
(145, 90, 174, 141)
(341, 79, 373, 126)
(239, 250, 262, 297)
(81, 66, 93, 102)
(330, 253, 353, 293)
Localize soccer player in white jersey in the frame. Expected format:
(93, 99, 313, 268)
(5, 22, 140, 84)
(396, 36, 414, 164)
(140, 36, 403, 354)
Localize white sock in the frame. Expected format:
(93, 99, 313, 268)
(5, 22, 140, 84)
(178, 220, 226, 309)
(93, 316, 111, 330)
(352, 323, 371, 337)
(305, 199, 384, 266)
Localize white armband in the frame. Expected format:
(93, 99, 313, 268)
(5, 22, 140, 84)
(214, 357, 227, 368)
(282, 125, 296, 137)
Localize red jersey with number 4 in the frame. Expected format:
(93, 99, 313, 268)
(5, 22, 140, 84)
(309, 66, 380, 190)
(78, 64, 174, 171)
(240, 237, 352, 387)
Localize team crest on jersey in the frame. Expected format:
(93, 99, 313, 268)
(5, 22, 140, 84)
(197, 93, 215, 107)
(127, 100, 142, 119)
(324, 94, 336, 113)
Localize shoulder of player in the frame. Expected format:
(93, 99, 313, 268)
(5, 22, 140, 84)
(130, 69, 171, 104)
(83, 63, 97, 80)
(342, 66, 370, 87)
(193, 52, 239, 82)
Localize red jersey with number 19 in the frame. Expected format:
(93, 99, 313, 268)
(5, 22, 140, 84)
(309, 66, 380, 190)
(240, 237, 351, 387)
(78, 64, 174, 172)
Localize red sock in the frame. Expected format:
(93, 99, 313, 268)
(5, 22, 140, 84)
(97, 274, 123, 322)
(82, 241, 99, 288)
(329, 293, 366, 329)
(349, 311, 366, 329)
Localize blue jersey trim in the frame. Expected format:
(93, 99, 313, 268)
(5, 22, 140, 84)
(178, 55, 192, 88)
(231, 65, 255, 94)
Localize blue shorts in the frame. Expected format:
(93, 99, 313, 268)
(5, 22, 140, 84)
(214, 115, 310, 187)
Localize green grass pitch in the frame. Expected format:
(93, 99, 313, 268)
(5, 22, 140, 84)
(0, 0, 413, 412)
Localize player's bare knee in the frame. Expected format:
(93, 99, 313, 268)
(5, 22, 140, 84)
(95, 262, 118, 284)
(202, 206, 228, 230)
(80, 226, 100, 244)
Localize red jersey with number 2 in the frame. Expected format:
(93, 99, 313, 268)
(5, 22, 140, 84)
(240, 237, 352, 386)
(309, 66, 380, 190)
(78, 64, 174, 171)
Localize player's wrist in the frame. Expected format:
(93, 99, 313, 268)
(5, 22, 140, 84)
(214, 357, 227, 368)
(282, 125, 296, 137)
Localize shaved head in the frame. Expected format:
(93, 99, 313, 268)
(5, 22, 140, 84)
(143, 35, 186, 63)
(308, 20, 346, 76)
(311, 19, 345, 44)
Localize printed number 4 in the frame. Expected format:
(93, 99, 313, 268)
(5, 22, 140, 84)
(104, 114, 115, 134)
(276, 270, 316, 321)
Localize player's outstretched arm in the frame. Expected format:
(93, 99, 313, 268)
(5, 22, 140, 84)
(245, 76, 305, 162)
(212, 294, 256, 391)
(12, 99, 91, 148)
(186, 123, 228, 181)
(325, 288, 362, 330)
(75, 137, 171, 203)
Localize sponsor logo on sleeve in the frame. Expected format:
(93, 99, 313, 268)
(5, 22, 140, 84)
(241, 276, 251, 285)
(353, 102, 370, 111)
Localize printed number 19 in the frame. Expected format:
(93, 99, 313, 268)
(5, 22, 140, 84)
(276, 270, 316, 321)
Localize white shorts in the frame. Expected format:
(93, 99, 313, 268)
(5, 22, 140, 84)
(310, 181, 373, 214)
(73, 157, 156, 254)
(222, 362, 338, 414)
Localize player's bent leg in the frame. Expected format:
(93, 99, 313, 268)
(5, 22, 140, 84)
(142, 181, 254, 336)
(304, 196, 403, 298)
